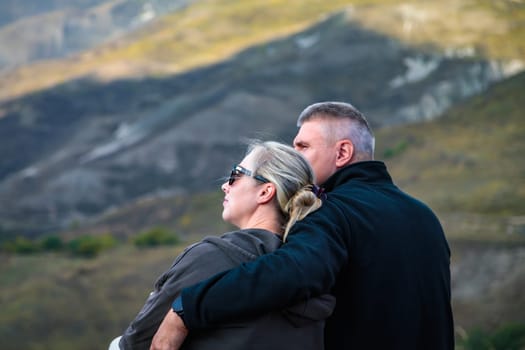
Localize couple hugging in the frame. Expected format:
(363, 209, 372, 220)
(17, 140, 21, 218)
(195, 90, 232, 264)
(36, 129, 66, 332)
(110, 102, 454, 350)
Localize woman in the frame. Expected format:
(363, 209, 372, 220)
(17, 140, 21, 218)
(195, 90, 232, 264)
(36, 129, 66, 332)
(110, 140, 334, 350)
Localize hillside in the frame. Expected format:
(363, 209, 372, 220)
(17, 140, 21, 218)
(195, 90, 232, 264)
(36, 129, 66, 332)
(376, 70, 525, 238)
(77, 70, 525, 240)
(1, 71, 524, 350)
(0, 1, 524, 348)
(1, 0, 523, 102)
(0, 3, 521, 237)
(0, 0, 197, 70)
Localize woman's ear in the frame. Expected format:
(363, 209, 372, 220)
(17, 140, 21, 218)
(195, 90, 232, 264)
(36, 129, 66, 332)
(257, 183, 276, 204)
(335, 139, 354, 167)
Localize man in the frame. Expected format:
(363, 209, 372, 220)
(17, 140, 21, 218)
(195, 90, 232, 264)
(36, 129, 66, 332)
(151, 101, 454, 349)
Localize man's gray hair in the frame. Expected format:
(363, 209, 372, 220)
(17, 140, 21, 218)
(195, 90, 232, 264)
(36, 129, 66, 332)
(297, 101, 375, 160)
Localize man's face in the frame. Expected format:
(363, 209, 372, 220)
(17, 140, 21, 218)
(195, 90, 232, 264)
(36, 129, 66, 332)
(293, 119, 339, 185)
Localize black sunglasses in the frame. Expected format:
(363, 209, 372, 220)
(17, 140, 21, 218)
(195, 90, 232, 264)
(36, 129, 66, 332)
(228, 164, 270, 186)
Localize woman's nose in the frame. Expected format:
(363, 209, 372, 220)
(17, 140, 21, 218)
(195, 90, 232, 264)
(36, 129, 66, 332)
(221, 182, 228, 192)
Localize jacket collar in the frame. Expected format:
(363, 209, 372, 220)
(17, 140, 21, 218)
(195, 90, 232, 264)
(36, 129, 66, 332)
(322, 161, 393, 192)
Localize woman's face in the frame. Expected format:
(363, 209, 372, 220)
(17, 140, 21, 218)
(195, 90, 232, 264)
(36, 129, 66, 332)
(221, 151, 263, 229)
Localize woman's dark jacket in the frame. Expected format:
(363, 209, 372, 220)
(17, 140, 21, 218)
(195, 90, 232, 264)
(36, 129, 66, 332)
(119, 228, 334, 350)
(179, 161, 455, 350)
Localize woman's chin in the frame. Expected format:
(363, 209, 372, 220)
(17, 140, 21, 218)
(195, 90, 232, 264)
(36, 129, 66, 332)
(222, 211, 231, 224)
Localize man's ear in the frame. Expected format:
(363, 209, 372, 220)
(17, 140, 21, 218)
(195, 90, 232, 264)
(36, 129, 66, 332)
(257, 183, 276, 204)
(335, 139, 354, 167)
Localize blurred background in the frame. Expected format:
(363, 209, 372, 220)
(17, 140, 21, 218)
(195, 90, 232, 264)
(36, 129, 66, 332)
(0, 0, 524, 349)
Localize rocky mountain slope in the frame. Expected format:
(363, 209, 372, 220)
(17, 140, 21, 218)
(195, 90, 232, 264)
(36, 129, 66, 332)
(0, 2, 523, 348)
(0, 9, 519, 237)
(0, 1, 521, 235)
(0, 0, 197, 70)
(2, 67, 524, 350)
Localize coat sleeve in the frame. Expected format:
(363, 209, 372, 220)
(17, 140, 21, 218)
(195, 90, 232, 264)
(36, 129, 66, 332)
(281, 294, 336, 327)
(181, 201, 350, 330)
(119, 241, 237, 349)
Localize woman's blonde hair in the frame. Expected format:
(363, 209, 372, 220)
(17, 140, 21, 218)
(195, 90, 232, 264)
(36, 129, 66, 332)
(246, 140, 322, 241)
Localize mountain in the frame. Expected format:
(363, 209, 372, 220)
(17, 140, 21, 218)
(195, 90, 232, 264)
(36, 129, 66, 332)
(0, 1, 524, 349)
(0, 0, 523, 238)
(71, 69, 525, 242)
(0, 0, 107, 27)
(0, 0, 197, 70)
(0, 8, 520, 237)
(377, 69, 525, 232)
(1, 0, 523, 103)
(0, 68, 523, 350)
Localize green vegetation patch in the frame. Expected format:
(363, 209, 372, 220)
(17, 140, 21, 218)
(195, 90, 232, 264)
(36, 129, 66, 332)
(132, 227, 180, 247)
(1, 233, 117, 258)
(458, 323, 525, 350)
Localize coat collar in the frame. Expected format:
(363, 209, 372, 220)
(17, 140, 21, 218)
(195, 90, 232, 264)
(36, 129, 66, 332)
(322, 161, 393, 192)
